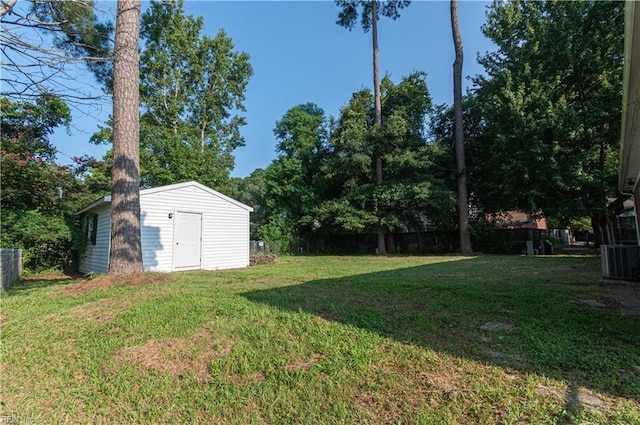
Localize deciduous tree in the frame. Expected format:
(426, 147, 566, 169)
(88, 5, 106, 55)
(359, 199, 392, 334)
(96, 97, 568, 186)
(320, 73, 452, 248)
(0, 96, 102, 271)
(0, 96, 69, 210)
(227, 168, 268, 239)
(263, 103, 329, 249)
(138, 0, 252, 190)
(472, 0, 623, 245)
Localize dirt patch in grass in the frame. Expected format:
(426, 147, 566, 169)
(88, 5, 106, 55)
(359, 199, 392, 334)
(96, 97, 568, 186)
(22, 272, 82, 281)
(67, 295, 146, 325)
(113, 329, 233, 382)
(57, 273, 172, 295)
(353, 356, 468, 423)
(286, 353, 326, 371)
(417, 369, 464, 397)
(225, 372, 266, 386)
(536, 383, 611, 412)
(69, 304, 118, 324)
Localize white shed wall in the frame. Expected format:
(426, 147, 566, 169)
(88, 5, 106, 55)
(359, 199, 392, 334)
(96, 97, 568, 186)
(203, 196, 251, 270)
(79, 204, 111, 274)
(138, 195, 174, 272)
(139, 184, 250, 272)
(77, 182, 251, 274)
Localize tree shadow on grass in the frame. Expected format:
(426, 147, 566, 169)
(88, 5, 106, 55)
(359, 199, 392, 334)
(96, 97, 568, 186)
(3, 274, 83, 296)
(242, 256, 640, 404)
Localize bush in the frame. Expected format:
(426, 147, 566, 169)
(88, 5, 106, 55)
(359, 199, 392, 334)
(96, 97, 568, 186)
(468, 216, 497, 253)
(1, 209, 79, 272)
(258, 216, 293, 254)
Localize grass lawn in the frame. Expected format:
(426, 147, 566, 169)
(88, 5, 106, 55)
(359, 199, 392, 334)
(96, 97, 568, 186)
(1, 255, 639, 424)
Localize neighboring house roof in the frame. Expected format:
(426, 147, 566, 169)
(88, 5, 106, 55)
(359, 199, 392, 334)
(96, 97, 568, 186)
(76, 181, 253, 215)
(619, 1, 640, 194)
(489, 211, 548, 230)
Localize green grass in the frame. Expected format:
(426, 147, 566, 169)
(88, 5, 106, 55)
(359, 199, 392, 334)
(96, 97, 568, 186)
(2, 255, 639, 424)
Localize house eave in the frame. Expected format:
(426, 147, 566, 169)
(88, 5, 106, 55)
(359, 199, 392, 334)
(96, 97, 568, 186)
(74, 181, 254, 216)
(75, 196, 111, 215)
(619, 0, 640, 194)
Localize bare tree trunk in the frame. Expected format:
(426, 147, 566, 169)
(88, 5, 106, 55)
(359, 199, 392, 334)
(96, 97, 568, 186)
(372, 0, 386, 255)
(451, 0, 472, 255)
(0, 0, 17, 17)
(591, 212, 614, 247)
(109, 0, 143, 274)
(372, 0, 381, 130)
(591, 215, 603, 247)
(386, 231, 396, 254)
(607, 218, 615, 244)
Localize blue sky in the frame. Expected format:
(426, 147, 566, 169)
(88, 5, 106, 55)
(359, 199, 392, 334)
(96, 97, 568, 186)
(51, 0, 495, 178)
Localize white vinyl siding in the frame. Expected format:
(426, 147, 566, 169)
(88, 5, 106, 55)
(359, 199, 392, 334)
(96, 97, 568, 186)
(140, 184, 251, 271)
(206, 203, 250, 270)
(139, 206, 171, 272)
(78, 205, 111, 274)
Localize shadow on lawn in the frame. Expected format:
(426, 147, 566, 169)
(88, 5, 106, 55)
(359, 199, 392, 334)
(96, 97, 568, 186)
(4, 274, 82, 295)
(243, 256, 640, 403)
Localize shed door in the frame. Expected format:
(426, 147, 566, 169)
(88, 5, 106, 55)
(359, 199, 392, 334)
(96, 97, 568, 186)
(173, 211, 202, 269)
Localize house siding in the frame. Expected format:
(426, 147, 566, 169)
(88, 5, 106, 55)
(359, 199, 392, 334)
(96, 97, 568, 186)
(79, 204, 111, 274)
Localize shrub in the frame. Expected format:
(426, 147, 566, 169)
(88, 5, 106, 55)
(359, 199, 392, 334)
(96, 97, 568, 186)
(1, 209, 78, 272)
(258, 216, 293, 254)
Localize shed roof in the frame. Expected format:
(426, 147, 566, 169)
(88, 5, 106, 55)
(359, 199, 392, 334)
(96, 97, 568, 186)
(76, 181, 253, 215)
(75, 195, 111, 215)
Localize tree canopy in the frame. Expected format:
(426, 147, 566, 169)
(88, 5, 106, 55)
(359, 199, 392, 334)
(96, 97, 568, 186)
(0, 96, 101, 271)
(90, 0, 253, 191)
(137, 0, 252, 191)
(335, 0, 411, 32)
(261, 72, 455, 253)
(468, 0, 623, 244)
(1, 96, 70, 212)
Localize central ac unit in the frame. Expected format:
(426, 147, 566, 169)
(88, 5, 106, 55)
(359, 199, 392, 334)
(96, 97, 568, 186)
(601, 245, 639, 280)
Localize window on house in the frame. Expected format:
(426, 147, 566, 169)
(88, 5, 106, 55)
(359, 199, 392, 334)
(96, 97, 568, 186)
(86, 214, 98, 245)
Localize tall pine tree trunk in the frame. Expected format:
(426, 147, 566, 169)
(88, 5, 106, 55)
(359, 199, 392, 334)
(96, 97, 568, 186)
(372, 0, 386, 255)
(451, 0, 472, 255)
(110, 0, 143, 274)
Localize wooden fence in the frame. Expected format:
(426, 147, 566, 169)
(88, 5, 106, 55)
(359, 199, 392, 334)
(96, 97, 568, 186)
(292, 228, 547, 255)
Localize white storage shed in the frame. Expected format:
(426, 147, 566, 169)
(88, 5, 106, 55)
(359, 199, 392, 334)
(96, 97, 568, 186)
(76, 181, 253, 273)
